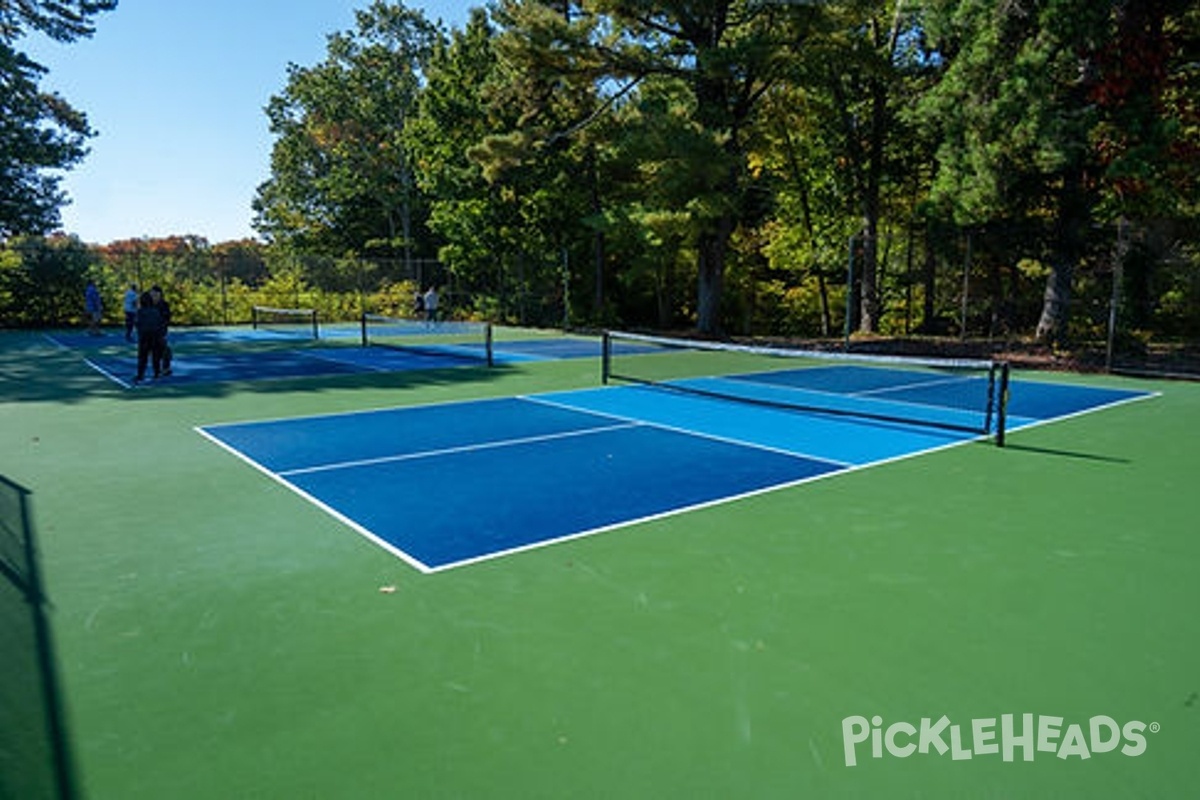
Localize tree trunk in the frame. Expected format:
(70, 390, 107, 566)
(593, 230, 605, 317)
(818, 267, 831, 337)
(858, 77, 886, 334)
(856, 9, 903, 334)
(587, 145, 605, 314)
(696, 216, 732, 335)
(986, 226, 1004, 338)
(858, 224, 880, 333)
(1035, 168, 1086, 343)
(921, 224, 937, 332)
(1035, 260, 1074, 343)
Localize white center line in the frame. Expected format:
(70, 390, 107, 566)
(279, 421, 642, 477)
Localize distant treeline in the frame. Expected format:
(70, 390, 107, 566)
(5, 4, 1198, 355)
(2, 228, 1197, 363)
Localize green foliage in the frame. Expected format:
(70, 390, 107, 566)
(912, 0, 1200, 342)
(0, 235, 97, 326)
(11, 2, 1194, 350)
(254, 2, 442, 258)
(0, 1, 117, 42)
(0, 1, 115, 237)
(0, 46, 90, 237)
(753, 278, 843, 338)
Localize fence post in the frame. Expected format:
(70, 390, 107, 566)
(960, 230, 972, 341)
(1106, 219, 1127, 373)
(844, 234, 855, 351)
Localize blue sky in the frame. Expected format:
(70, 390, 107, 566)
(25, 1, 471, 245)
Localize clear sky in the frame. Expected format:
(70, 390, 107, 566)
(24, 1, 471, 245)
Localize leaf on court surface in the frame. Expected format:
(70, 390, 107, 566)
(378, 585, 397, 594)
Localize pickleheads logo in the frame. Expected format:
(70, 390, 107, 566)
(842, 714, 1159, 767)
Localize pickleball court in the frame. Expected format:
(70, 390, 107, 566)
(198, 351, 1153, 572)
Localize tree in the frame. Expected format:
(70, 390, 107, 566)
(813, 1, 932, 334)
(486, 1, 614, 322)
(918, 0, 1198, 343)
(409, 4, 600, 326)
(254, 2, 442, 262)
(596, 74, 711, 327)
(469, 0, 635, 325)
(485, 0, 817, 334)
(0, 0, 116, 238)
(0, 234, 98, 325)
(407, 9, 517, 316)
(753, 79, 853, 337)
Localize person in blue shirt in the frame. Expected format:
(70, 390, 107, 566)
(84, 280, 103, 336)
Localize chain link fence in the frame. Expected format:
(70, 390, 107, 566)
(727, 218, 1198, 376)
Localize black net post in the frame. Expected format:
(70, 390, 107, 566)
(995, 361, 1011, 447)
(485, 323, 494, 368)
(601, 331, 612, 384)
(984, 361, 997, 440)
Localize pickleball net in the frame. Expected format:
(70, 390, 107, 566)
(361, 313, 494, 367)
(251, 306, 319, 339)
(602, 331, 1010, 445)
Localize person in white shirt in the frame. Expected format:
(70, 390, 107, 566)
(123, 283, 139, 342)
(423, 286, 439, 324)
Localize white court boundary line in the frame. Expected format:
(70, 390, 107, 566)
(196, 424, 431, 573)
(82, 356, 133, 389)
(41, 332, 134, 389)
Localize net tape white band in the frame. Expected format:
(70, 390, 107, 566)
(606, 330, 997, 372)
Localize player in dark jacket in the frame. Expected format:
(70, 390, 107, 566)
(150, 285, 173, 376)
(134, 291, 165, 382)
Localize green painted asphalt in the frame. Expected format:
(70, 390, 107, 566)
(2, 330, 1197, 799)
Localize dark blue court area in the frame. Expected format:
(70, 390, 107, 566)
(80, 345, 478, 388)
(198, 369, 1153, 572)
(49, 327, 642, 388)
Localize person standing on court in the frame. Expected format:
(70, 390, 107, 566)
(149, 285, 173, 375)
(84, 280, 103, 335)
(134, 290, 165, 382)
(423, 285, 439, 324)
(123, 283, 139, 341)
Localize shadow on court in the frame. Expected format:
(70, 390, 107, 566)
(0, 476, 79, 800)
(0, 333, 120, 405)
(1003, 442, 1132, 464)
(0, 330, 517, 405)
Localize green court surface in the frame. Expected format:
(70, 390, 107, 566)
(2, 329, 1198, 799)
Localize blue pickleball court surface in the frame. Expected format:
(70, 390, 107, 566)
(58, 328, 652, 387)
(197, 367, 1154, 573)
